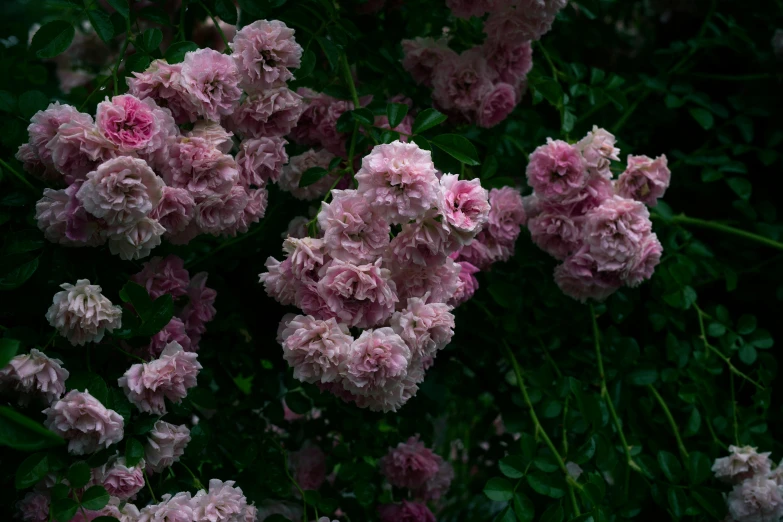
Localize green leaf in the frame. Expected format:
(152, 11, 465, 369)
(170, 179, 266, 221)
(125, 437, 144, 467)
(297, 50, 316, 79)
(412, 108, 447, 134)
(64, 461, 90, 490)
(726, 177, 752, 200)
(739, 344, 757, 365)
(285, 390, 311, 414)
(386, 103, 408, 128)
(0, 90, 16, 113)
(139, 28, 163, 54)
(19, 91, 49, 120)
(81, 485, 110, 510)
(692, 487, 727, 519)
(689, 107, 714, 130)
(499, 455, 527, 479)
(0, 338, 20, 368)
(15, 452, 49, 489)
(688, 451, 712, 485)
(215, 0, 238, 24)
(626, 366, 658, 386)
(482, 154, 498, 179)
(707, 322, 726, 337)
(87, 10, 114, 43)
(526, 472, 565, 498)
(125, 53, 153, 75)
(668, 486, 686, 518)
(30, 20, 75, 59)
(51, 498, 78, 522)
(0, 258, 39, 291)
(106, 0, 130, 18)
(351, 108, 374, 126)
(513, 492, 535, 522)
(298, 167, 329, 188)
(165, 41, 199, 64)
(0, 406, 64, 451)
(539, 503, 564, 522)
(684, 408, 701, 437)
(411, 135, 431, 151)
(657, 450, 682, 483)
(316, 36, 340, 70)
(137, 7, 171, 25)
(737, 314, 757, 335)
(483, 477, 514, 501)
(136, 294, 174, 336)
(431, 134, 480, 166)
(531, 77, 563, 107)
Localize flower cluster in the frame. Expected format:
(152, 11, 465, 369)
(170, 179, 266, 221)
(131, 255, 218, 357)
(523, 126, 669, 302)
(713, 445, 783, 522)
(0, 349, 69, 405)
(402, 1, 566, 128)
(261, 140, 521, 411)
(379, 436, 455, 501)
(46, 279, 122, 346)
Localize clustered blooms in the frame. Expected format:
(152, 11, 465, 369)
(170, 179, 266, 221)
(261, 141, 524, 411)
(379, 436, 455, 502)
(20, 19, 303, 260)
(713, 445, 783, 522)
(0, 349, 69, 405)
(401, 1, 566, 128)
(131, 255, 218, 357)
(43, 389, 125, 455)
(523, 126, 670, 302)
(46, 279, 122, 346)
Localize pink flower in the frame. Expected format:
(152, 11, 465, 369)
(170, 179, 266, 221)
(484, 0, 567, 43)
(526, 138, 587, 202)
(279, 315, 353, 384)
(453, 231, 499, 270)
(483, 41, 533, 86)
(432, 49, 494, 115)
(77, 156, 164, 225)
(119, 341, 202, 415)
(36, 184, 105, 247)
(236, 136, 289, 187)
(149, 186, 196, 235)
(416, 460, 454, 501)
(107, 217, 166, 260)
(259, 257, 298, 306)
(378, 501, 436, 522)
(127, 59, 201, 125)
(285, 215, 310, 239)
(25, 102, 92, 178)
(192, 479, 248, 521)
(290, 446, 327, 491)
(446, 0, 494, 18)
(278, 149, 339, 201)
(624, 233, 662, 287)
(391, 297, 455, 363)
(132, 255, 190, 300)
(374, 112, 414, 142)
(449, 260, 480, 306)
(145, 317, 193, 358)
(380, 436, 441, 490)
(576, 126, 620, 179)
(46, 279, 122, 346)
(317, 259, 398, 328)
(356, 141, 440, 223)
(181, 48, 242, 121)
(144, 420, 190, 473)
(387, 210, 457, 267)
(187, 121, 235, 153)
(95, 94, 176, 154)
(616, 154, 671, 207)
(582, 196, 653, 273)
(439, 174, 490, 235)
(49, 117, 116, 184)
(390, 257, 462, 305)
(401, 37, 458, 87)
(16, 491, 49, 522)
(487, 186, 526, 243)
(93, 457, 145, 500)
(342, 327, 411, 394)
(16, 143, 51, 181)
(290, 88, 353, 156)
(283, 237, 328, 280)
(476, 82, 517, 128)
(554, 247, 622, 303)
(528, 209, 582, 260)
(713, 445, 773, 484)
(164, 137, 239, 199)
(180, 272, 217, 336)
(318, 189, 391, 264)
(728, 475, 783, 522)
(139, 491, 195, 520)
(231, 20, 302, 92)
(0, 349, 69, 405)
(227, 88, 304, 139)
(195, 185, 249, 236)
(43, 390, 124, 454)
(230, 187, 268, 235)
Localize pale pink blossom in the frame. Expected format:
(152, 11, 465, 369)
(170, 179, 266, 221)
(16, 142, 52, 181)
(36, 184, 104, 247)
(255, 500, 302, 522)
(145, 317, 193, 358)
(616, 155, 671, 207)
(283, 236, 328, 280)
(180, 272, 217, 336)
(318, 189, 391, 264)
(193, 185, 249, 236)
(25, 102, 92, 178)
(227, 88, 304, 138)
(149, 186, 196, 235)
(401, 37, 458, 87)
(119, 342, 202, 415)
(230, 187, 268, 235)
(317, 259, 398, 328)
(144, 420, 191, 473)
(77, 156, 164, 225)
(432, 49, 494, 115)
(484, 0, 567, 43)
(16, 491, 49, 522)
(132, 255, 190, 299)
(416, 460, 454, 501)
(107, 217, 165, 260)
(138, 491, 195, 520)
(378, 501, 436, 522)
(0, 349, 69, 404)
(278, 149, 339, 201)
(528, 209, 582, 260)
(290, 446, 327, 491)
(624, 233, 662, 287)
(192, 479, 248, 522)
(380, 436, 441, 490)
(483, 40, 533, 86)
(477, 82, 517, 128)
(728, 475, 783, 522)
(187, 121, 234, 153)
(231, 20, 302, 91)
(390, 257, 462, 305)
(164, 137, 239, 199)
(391, 297, 455, 362)
(259, 257, 297, 306)
(43, 389, 124, 454)
(554, 247, 622, 303)
(93, 457, 145, 500)
(583, 196, 652, 274)
(236, 136, 289, 187)
(487, 186, 526, 244)
(49, 116, 116, 184)
(96, 94, 176, 155)
(450, 260, 480, 306)
(447, 0, 494, 18)
(285, 215, 310, 239)
(577, 126, 620, 179)
(527, 138, 587, 202)
(439, 174, 490, 234)
(279, 315, 353, 384)
(713, 445, 773, 484)
(290, 88, 353, 156)
(46, 279, 122, 346)
(356, 141, 440, 223)
(453, 231, 500, 270)
(342, 327, 411, 395)
(387, 210, 457, 266)
(181, 48, 242, 121)
(127, 59, 201, 125)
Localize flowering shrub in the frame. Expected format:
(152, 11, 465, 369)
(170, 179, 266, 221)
(1, 1, 782, 522)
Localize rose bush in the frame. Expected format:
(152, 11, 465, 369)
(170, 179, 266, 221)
(1, 0, 782, 521)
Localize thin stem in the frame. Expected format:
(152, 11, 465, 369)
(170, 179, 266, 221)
(686, 72, 781, 81)
(143, 469, 158, 503)
(197, 1, 231, 51)
(0, 158, 38, 193)
(112, 20, 132, 96)
(561, 396, 570, 456)
(668, 0, 716, 75)
(502, 342, 581, 517)
(78, 76, 111, 112)
(536, 41, 560, 81)
(179, 462, 205, 490)
(536, 337, 562, 379)
(177, 0, 189, 41)
(112, 344, 147, 363)
(661, 214, 783, 252)
(340, 54, 361, 108)
(731, 374, 740, 446)
(611, 90, 650, 134)
(647, 385, 689, 461)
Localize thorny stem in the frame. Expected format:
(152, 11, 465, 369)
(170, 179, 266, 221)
(590, 305, 639, 494)
(143, 469, 158, 503)
(0, 158, 38, 193)
(502, 342, 582, 517)
(647, 384, 690, 461)
(659, 214, 783, 252)
(112, 18, 132, 96)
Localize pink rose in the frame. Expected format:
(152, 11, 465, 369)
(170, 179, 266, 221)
(317, 259, 398, 328)
(390, 297, 455, 363)
(449, 260, 480, 306)
(615, 154, 671, 207)
(236, 136, 289, 187)
(378, 501, 436, 522)
(16, 491, 49, 522)
(484, 0, 567, 44)
(483, 40, 533, 86)
(432, 49, 494, 116)
(527, 138, 587, 202)
(401, 37, 458, 87)
(132, 255, 190, 299)
(318, 189, 391, 264)
(576, 125, 620, 179)
(180, 48, 242, 121)
(341, 327, 411, 395)
(553, 247, 622, 303)
(439, 174, 490, 235)
(194, 185, 249, 236)
(43, 390, 124, 455)
(164, 137, 239, 199)
(95, 94, 175, 154)
(278, 149, 340, 201)
(144, 421, 190, 473)
(387, 210, 457, 267)
(36, 184, 105, 247)
(259, 256, 298, 306)
(227, 87, 304, 139)
(145, 317, 193, 359)
(487, 186, 526, 243)
(0, 348, 69, 405)
(379, 436, 441, 490)
(582, 195, 653, 274)
(290, 446, 327, 491)
(107, 217, 166, 260)
(290, 88, 354, 156)
(93, 457, 145, 500)
(390, 257, 462, 305)
(279, 315, 353, 384)
(180, 272, 217, 336)
(192, 479, 248, 521)
(528, 209, 582, 260)
(128, 59, 201, 125)
(231, 20, 303, 92)
(46, 279, 122, 346)
(149, 186, 196, 235)
(477, 82, 517, 128)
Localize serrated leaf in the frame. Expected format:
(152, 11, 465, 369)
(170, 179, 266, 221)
(499, 455, 527, 479)
(412, 108, 447, 134)
(165, 41, 199, 64)
(31, 20, 75, 59)
(125, 437, 144, 467)
(431, 134, 480, 165)
(483, 477, 514, 501)
(386, 103, 408, 128)
(51, 498, 78, 522)
(66, 461, 91, 489)
(87, 10, 114, 43)
(0, 339, 20, 368)
(140, 28, 163, 54)
(81, 485, 110, 510)
(215, 0, 238, 24)
(298, 167, 328, 188)
(106, 0, 129, 18)
(15, 452, 49, 489)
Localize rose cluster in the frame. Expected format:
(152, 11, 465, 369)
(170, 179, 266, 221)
(379, 436, 454, 505)
(19, 19, 304, 260)
(130, 255, 218, 357)
(523, 126, 670, 302)
(261, 140, 523, 411)
(401, 0, 567, 128)
(713, 445, 783, 522)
